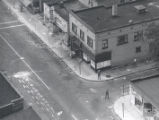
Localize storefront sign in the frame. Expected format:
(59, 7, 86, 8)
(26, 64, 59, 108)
(97, 60, 111, 69)
(54, 12, 68, 32)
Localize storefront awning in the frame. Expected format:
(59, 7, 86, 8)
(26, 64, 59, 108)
(82, 45, 111, 62)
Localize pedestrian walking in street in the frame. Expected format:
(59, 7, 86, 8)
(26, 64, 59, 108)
(105, 89, 110, 100)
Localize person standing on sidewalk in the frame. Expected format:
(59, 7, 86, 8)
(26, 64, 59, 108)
(105, 89, 110, 101)
(97, 70, 101, 80)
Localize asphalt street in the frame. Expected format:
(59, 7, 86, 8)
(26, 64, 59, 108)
(0, 2, 129, 120)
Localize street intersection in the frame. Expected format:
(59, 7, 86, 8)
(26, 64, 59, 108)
(0, 1, 152, 120)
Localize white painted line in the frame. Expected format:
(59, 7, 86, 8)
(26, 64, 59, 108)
(44, 100, 48, 104)
(0, 20, 18, 25)
(46, 108, 50, 112)
(71, 114, 78, 120)
(18, 79, 22, 83)
(40, 102, 45, 105)
(0, 34, 50, 90)
(32, 87, 38, 92)
(50, 107, 55, 112)
(42, 98, 45, 101)
(57, 111, 63, 116)
(23, 85, 27, 88)
(35, 96, 39, 100)
(30, 83, 34, 87)
(25, 85, 29, 88)
(27, 90, 31, 94)
(0, 24, 25, 30)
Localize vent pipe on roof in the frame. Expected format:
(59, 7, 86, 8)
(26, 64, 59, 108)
(112, 0, 118, 17)
(134, 5, 147, 14)
(112, 4, 118, 16)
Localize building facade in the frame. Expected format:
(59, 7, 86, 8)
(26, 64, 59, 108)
(43, 1, 70, 45)
(43, 2, 55, 23)
(69, 0, 159, 70)
(0, 73, 24, 118)
(43, 0, 86, 45)
(78, 0, 137, 8)
(130, 75, 159, 120)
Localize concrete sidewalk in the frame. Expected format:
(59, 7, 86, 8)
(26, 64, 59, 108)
(3, 0, 159, 81)
(114, 95, 144, 120)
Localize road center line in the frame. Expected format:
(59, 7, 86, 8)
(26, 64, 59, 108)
(0, 24, 25, 30)
(0, 20, 18, 25)
(0, 34, 50, 90)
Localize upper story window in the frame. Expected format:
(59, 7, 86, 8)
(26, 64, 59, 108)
(120, 0, 125, 4)
(72, 23, 77, 35)
(136, 46, 141, 53)
(117, 34, 128, 45)
(134, 31, 143, 41)
(80, 30, 85, 41)
(87, 36, 93, 48)
(102, 39, 108, 49)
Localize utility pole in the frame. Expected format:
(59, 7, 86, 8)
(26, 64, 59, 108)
(79, 59, 82, 75)
(70, 36, 74, 58)
(122, 84, 125, 118)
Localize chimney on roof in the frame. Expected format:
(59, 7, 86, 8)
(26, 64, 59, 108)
(112, 0, 118, 17)
(134, 5, 147, 14)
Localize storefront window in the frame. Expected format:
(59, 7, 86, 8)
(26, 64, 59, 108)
(135, 97, 142, 106)
(144, 103, 152, 112)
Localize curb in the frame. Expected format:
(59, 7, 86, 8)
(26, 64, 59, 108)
(2, 0, 159, 82)
(2, 0, 103, 82)
(84, 66, 159, 82)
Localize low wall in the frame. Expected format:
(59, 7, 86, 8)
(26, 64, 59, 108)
(0, 97, 24, 118)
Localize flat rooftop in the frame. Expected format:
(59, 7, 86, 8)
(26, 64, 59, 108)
(73, 0, 159, 33)
(131, 75, 159, 109)
(0, 73, 20, 106)
(2, 107, 41, 120)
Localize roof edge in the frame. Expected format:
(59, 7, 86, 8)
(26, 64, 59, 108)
(130, 73, 159, 83)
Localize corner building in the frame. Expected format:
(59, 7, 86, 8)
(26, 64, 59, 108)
(69, 0, 159, 70)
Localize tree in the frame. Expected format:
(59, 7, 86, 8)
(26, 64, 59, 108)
(145, 23, 159, 58)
